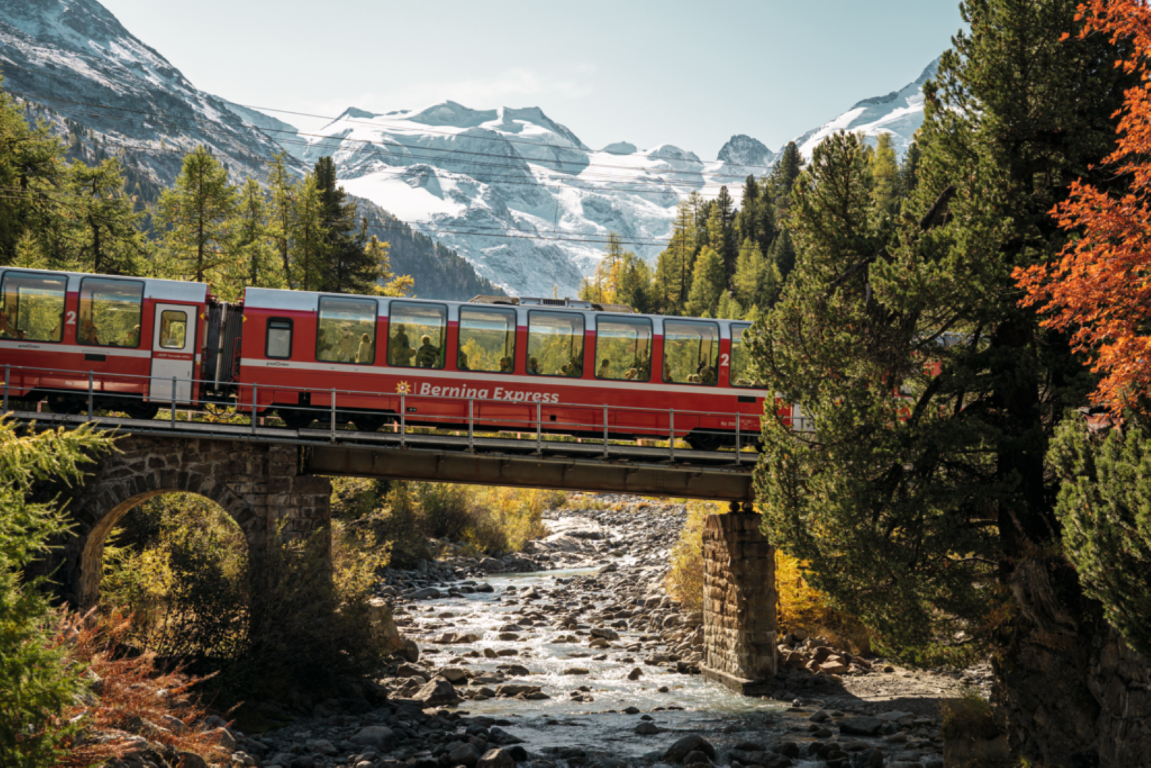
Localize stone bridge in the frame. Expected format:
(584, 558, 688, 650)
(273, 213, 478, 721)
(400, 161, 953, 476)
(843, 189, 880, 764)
(45, 431, 776, 695)
(49, 435, 332, 609)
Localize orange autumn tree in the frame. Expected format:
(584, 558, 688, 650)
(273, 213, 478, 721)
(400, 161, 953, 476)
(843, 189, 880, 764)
(1016, 0, 1151, 412)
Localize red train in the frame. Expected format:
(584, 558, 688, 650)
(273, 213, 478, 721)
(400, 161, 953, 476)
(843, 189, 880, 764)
(0, 267, 781, 450)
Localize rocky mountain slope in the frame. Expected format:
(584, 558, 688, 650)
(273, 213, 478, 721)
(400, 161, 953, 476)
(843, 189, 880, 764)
(0, 0, 501, 301)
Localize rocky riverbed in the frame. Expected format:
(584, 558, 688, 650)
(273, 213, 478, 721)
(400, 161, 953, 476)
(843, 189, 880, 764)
(208, 496, 991, 768)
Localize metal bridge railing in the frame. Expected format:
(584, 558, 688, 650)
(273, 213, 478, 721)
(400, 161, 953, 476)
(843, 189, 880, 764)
(0, 362, 795, 463)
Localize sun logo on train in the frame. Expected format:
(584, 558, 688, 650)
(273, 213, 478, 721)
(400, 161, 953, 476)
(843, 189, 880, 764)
(395, 381, 411, 394)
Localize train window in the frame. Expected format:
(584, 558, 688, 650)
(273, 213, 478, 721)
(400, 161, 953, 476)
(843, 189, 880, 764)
(78, 278, 143, 348)
(266, 318, 293, 359)
(0, 271, 66, 343)
(729, 323, 760, 388)
(389, 301, 446, 369)
(595, 316, 652, 381)
(527, 311, 585, 377)
(317, 296, 377, 364)
(159, 310, 188, 350)
(662, 319, 719, 385)
(458, 307, 516, 373)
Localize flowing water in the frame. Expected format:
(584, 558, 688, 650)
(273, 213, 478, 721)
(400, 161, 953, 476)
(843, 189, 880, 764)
(403, 568, 823, 764)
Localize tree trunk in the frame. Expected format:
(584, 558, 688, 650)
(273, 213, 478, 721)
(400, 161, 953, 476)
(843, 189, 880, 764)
(994, 559, 1151, 767)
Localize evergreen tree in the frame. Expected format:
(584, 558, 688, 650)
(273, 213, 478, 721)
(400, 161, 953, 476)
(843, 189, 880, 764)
(615, 254, 652, 313)
(765, 141, 804, 216)
(156, 146, 237, 283)
(229, 178, 281, 298)
(0, 78, 70, 267)
(748, 1, 1138, 759)
(716, 290, 744, 320)
(653, 200, 697, 314)
(314, 156, 372, 294)
(767, 228, 796, 285)
(66, 158, 148, 276)
(899, 140, 921, 196)
(292, 173, 327, 292)
(685, 245, 725, 317)
(870, 132, 900, 216)
(712, 186, 737, 275)
(733, 237, 779, 309)
(267, 152, 298, 290)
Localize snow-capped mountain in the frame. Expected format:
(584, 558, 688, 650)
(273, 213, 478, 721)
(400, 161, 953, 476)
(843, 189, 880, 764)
(276, 101, 760, 296)
(276, 61, 939, 296)
(0, 0, 298, 185)
(1, 0, 941, 298)
(791, 58, 939, 159)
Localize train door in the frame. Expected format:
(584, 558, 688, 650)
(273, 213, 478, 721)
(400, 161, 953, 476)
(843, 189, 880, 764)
(149, 304, 196, 402)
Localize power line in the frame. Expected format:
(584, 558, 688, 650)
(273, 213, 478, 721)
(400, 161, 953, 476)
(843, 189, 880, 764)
(0, 184, 677, 249)
(13, 88, 764, 190)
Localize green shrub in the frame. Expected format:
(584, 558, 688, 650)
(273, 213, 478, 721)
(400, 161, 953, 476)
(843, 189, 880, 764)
(1049, 415, 1151, 656)
(0, 418, 110, 767)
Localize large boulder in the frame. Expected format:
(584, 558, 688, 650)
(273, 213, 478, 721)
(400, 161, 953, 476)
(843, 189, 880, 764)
(838, 716, 884, 736)
(448, 743, 481, 766)
(414, 678, 460, 707)
(350, 725, 394, 749)
(664, 735, 716, 764)
(477, 748, 516, 768)
(366, 598, 407, 657)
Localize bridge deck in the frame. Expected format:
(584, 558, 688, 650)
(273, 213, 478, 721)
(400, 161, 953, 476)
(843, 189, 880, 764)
(9, 410, 755, 501)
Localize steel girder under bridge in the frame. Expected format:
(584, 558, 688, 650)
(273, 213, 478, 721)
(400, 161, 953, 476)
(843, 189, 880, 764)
(7, 410, 755, 502)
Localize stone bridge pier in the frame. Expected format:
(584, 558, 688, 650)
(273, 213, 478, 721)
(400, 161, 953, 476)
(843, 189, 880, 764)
(49, 435, 332, 609)
(701, 511, 778, 694)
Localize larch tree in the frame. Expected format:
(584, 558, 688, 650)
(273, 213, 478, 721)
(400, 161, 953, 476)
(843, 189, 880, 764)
(156, 146, 237, 283)
(267, 152, 298, 290)
(748, 0, 1140, 762)
(67, 158, 148, 276)
(228, 178, 282, 299)
(685, 245, 725, 318)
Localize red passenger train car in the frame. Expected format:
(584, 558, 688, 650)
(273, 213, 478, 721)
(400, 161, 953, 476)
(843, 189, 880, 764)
(0, 267, 780, 451)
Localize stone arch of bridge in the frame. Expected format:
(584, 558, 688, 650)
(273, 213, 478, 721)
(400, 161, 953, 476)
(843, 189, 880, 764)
(54, 436, 332, 610)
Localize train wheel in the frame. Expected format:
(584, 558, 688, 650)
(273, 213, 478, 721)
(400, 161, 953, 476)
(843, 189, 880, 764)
(278, 407, 314, 430)
(47, 393, 84, 415)
(122, 400, 160, 420)
(686, 431, 724, 451)
(352, 413, 388, 433)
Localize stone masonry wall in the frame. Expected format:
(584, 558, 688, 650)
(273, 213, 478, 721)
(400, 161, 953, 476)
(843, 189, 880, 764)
(701, 512, 777, 690)
(48, 436, 332, 608)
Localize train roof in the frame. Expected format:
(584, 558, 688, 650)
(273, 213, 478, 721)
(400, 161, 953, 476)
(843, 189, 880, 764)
(243, 287, 752, 329)
(0, 266, 208, 303)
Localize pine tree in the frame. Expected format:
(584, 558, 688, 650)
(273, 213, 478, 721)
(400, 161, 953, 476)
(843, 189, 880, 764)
(314, 156, 372, 294)
(748, 1, 1139, 759)
(686, 245, 725, 317)
(869, 133, 899, 216)
(156, 146, 237, 283)
(765, 141, 804, 216)
(767, 228, 796, 285)
(712, 185, 737, 275)
(899, 141, 921, 196)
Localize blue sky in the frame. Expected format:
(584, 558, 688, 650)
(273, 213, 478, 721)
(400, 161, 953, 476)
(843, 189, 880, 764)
(101, 0, 964, 159)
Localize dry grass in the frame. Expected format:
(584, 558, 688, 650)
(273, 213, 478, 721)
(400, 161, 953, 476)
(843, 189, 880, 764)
(56, 609, 229, 767)
(940, 686, 1000, 741)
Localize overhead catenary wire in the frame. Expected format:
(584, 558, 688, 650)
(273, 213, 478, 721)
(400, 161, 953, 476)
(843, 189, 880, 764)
(0, 184, 679, 249)
(7, 72, 782, 176)
(12, 88, 766, 191)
